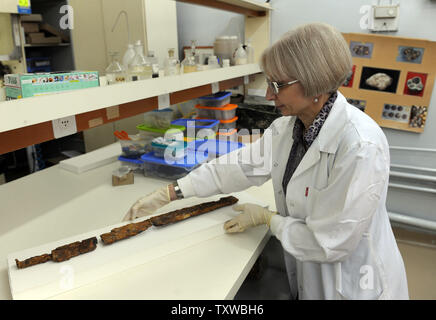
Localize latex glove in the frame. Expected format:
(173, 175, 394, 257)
(123, 185, 173, 221)
(224, 203, 277, 233)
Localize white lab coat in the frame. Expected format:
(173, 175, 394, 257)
(178, 91, 409, 300)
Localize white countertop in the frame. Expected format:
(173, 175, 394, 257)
(0, 158, 276, 300)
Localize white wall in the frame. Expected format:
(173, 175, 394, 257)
(176, 2, 245, 59)
(270, 0, 436, 151)
(177, 0, 436, 150)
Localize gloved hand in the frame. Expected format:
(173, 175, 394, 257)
(123, 185, 173, 221)
(224, 203, 277, 233)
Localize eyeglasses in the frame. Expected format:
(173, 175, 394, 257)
(266, 79, 299, 95)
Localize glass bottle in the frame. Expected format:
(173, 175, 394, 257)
(128, 40, 152, 81)
(122, 44, 136, 73)
(105, 52, 126, 85)
(164, 48, 180, 76)
(245, 39, 255, 64)
(234, 44, 248, 65)
(147, 50, 159, 78)
(182, 40, 198, 74)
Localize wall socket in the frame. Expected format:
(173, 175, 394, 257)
(52, 115, 78, 139)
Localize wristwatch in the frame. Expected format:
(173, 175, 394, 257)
(172, 181, 184, 199)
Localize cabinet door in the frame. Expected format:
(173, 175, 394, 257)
(69, 0, 108, 73)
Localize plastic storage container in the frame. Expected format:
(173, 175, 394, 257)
(118, 156, 144, 173)
(218, 116, 238, 130)
(188, 139, 244, 160)
(171, 119, 219, 140)
(151, 139, 187, 161)
(216, 128, 238, 142)
(119, 138, 149, 159)
(137, 123, 186, 141)
(197, 91, 232, 108)
(198, 116, 238, 130)
(195, 103, 237, 120)
(141, 151, 208, 180)
(143, 109, 174, 129)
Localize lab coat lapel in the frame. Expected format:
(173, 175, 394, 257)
(290, 139, 321, 180)
(290, 91, 348, 180)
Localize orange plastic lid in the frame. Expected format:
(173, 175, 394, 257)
(217, 128, 237, 136)
(195, 103, 237, 111)
(196, 116, 238, 123)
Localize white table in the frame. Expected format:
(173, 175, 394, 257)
(0, 157, 276, 300)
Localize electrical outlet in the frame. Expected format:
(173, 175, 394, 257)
(52, 115, 78, 139)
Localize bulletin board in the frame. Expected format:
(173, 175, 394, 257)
(341, 33, 436, 133)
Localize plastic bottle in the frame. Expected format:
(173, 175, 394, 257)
(164, 48, 180, 76)
(122, 44, 136, 72)
(128, 40, 152, 81)
(106, 52, 127, 85)
(245, 39, 255, 63)
(234, 44, 248, 65)
(207, 55, 220, 69)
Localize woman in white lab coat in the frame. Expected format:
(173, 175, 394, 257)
(124, 23, 409, 300)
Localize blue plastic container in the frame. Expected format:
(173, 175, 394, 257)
(188, 139, 244, 160)
(171, 118, 219, 139)
(140, 150, 208, 180)
(197, 91, 232, 108)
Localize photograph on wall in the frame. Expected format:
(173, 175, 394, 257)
(403, 72, 428, 97)
(342, 65, 356, 88)
(397, 46, 425, 64)
(350, 41, 374, 58)
(381, 104, 411, 123)
(359, 67, 401, 93)
(409, 105, 428, 128)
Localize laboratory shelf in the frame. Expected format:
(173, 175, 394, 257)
(177, 0, 272, 17)
(0, 64, 261, 154)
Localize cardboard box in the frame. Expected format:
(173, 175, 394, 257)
(27, 32, 61, 44)
(112, 171, 134, 186)
(238, 133, 262, 144)
(40, 23, 70, 43)
(4, 71, 100, 99)
(20, 14, 43, 22)
(22, 22, 40, 33)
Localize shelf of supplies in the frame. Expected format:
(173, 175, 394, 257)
(176, 0, 272, 17)
(0, 64, 262, 154)
(24, 43, 71, 48)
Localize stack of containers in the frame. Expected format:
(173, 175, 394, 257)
(118, 109, 187, 174)
(170, 118, 219, 142)
(195, 91, 238, 141)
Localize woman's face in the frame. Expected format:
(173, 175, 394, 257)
(265, 80, 313, 117)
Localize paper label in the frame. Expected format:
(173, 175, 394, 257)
(106, 106, 120, 120)
(244, 75, 249, 85)
(211, 82, 219, 94)
(158, 93, 170, 109)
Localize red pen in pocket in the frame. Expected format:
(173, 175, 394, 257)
(305, 187, 309, 197)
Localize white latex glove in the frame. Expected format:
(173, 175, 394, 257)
(224, 203, 277, 233)
(123, 185, 172, 221)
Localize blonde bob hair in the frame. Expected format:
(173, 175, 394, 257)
(261, 22, 352, 97)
